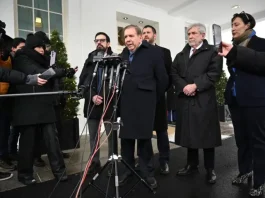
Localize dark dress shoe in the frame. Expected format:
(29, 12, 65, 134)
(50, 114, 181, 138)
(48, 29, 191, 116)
(145, 177, 158, 189)
(176, 165, 198, 176)
(160, 163, 169, 175)
(206, 169, 217, 184)
(18, 175, 36, 185)
(119, 172, 132, 186)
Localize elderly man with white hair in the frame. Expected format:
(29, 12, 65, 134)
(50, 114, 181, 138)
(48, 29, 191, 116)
(171, 23, 223, 184)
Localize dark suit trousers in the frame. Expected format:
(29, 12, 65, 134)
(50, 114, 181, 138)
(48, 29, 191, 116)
(18, 123, 65, 177)
(242, 106, 265, 188)
(155, 130, 170, 165)
(121, 139, 154, 178)
(88, 119, 113, 163)
(229, 97, 252, 175)
(187, 148, 215, 169)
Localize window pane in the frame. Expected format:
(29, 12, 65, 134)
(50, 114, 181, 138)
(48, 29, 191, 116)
(18, 6, 33, 31)
(49, 0, 62, 13)
(19, 30, 33, 39)
(34, 0, 48, 10)
(59, 35, 63, 41)
(18, 0, 32, 7)
(50, 13, 63, 35)
(34, 10, 48, 33)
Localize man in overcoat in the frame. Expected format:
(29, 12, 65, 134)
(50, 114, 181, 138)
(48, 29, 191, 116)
(171, 23, 222, 184)
(142, 25, 172, 174)
(119, 25, 168, 188)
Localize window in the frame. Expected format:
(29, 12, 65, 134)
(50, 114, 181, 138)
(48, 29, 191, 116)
(17, 0, 63, 40)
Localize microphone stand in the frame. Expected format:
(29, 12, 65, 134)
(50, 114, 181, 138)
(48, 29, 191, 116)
(0, 90, 81, 98)
(80, 58, 155, 198)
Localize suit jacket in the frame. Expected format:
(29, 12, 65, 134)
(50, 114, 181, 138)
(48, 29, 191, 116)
(119, 41, 169, 139)
(225, 35, 265, 106)
(153, 45, 172, 131)
(78, 47, 114, 119)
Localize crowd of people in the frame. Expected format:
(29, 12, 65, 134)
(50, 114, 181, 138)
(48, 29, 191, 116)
(1, 11, 265, 197)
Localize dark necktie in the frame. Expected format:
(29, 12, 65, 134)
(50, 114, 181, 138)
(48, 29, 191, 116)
(129, 53, 134, 63)
(191, 48, 196, 57)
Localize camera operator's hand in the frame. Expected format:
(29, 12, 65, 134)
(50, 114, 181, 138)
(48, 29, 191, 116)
(26, 74, 47, 85)
(218, 42, 233, 57)
(92, 95, 103, 105)
(65, 67, 78, 78)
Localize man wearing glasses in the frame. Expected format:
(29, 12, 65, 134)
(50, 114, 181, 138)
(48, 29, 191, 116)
(79, 32, 115, 176)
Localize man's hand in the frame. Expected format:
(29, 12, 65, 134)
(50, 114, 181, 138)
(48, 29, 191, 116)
(183, 84, 197, 96)
(37, 77, 47, 85)
(92, 95, 103, 105)
(218, 42, 233, 57)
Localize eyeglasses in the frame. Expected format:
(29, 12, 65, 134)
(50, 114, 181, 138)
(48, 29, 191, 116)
(240, 11, 250, 21)
(94, 39, 106, 43)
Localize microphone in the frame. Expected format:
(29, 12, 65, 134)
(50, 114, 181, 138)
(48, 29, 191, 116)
(109, 66, 114, 90)
(92, 50, 104, 77)
(115, 63, 121, 85)
(120, 60, 128, 88)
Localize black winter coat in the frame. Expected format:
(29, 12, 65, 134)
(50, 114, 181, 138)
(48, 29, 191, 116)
(119, 41, 169, 139)
(12, 48, 65, 126)
(224, 36, 265, 107)
(79, 47, 114, 120)
(226, 45, 265, 74)
(171, 40, 223, 148)
(0, 67, 26, 84)
(153, 45, 172, 131)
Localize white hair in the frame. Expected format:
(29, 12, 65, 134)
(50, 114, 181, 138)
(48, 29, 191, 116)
(187, 23, 206, 34)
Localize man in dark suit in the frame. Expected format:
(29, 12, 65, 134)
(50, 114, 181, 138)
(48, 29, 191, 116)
(119, 25, 168, 188)
(141, 25, 171, 174)
(79, 32, 115, 176)
(171, 23, 222, 184)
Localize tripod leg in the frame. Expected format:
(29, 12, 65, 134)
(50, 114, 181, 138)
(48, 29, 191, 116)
(80, 160, 112, 197)
(120, 158, 156, 194)
(114, 158, 120, 198)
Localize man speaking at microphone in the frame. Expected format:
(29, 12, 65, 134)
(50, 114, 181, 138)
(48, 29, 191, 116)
(118, 25, 168, 188)
(79, 32, 115, 176)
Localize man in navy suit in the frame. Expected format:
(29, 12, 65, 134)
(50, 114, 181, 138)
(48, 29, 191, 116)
(119, 25, 168, 188)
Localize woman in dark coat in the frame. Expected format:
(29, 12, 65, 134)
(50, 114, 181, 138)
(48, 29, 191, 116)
(12, 34, 71, 185)
(224, 12, 265, 196)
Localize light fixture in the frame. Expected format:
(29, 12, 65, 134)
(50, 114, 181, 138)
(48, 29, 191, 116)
(139, 21, 143, 24)
(123, 17, 128, 20)
(35, 17, 42, 28)
(231, 5, 240, 9)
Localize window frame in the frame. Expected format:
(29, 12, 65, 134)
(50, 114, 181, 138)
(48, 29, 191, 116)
(14, 0, 65, 40)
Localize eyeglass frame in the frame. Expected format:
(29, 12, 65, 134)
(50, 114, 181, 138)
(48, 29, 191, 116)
(94, 39, 107, 43)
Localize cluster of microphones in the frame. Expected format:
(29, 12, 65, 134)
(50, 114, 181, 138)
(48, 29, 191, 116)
(77, 50, 129, 99)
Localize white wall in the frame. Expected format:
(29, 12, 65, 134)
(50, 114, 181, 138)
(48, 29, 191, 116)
(0, 0, 16, 38)
(65, 0, 187, 132)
